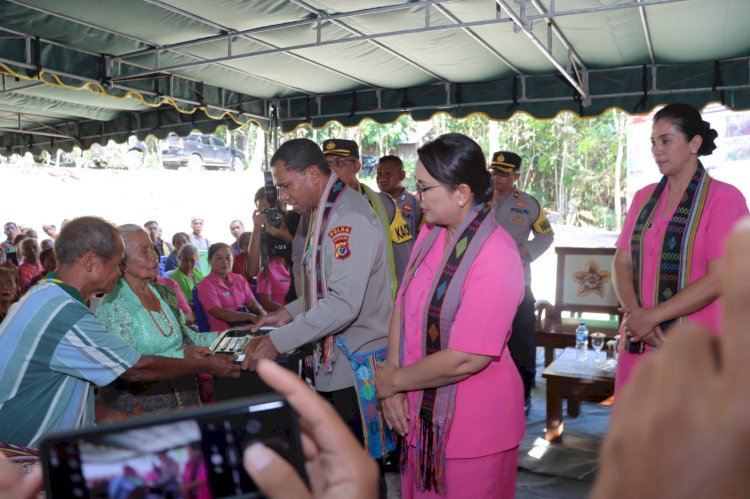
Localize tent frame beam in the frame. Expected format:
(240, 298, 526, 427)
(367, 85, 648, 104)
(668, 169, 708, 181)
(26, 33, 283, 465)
(114, 0, 685, 82)
(274, 57, 750, 126)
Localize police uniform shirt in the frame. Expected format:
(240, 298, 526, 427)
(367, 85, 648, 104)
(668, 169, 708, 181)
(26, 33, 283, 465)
(395, 189, 423, 241)
(373, 190, 413, 286)
(291, 213, 309, 300)
(271, 185, 391, 392)
(493, 187, 554, 285)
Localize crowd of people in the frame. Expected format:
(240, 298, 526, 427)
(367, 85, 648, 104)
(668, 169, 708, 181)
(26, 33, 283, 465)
(1, 102, 749, 498)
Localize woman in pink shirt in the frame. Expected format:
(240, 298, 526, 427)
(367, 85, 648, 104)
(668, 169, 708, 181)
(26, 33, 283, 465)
(375, 133, 525, 498)
(16, 238, 42, 293)
(614, 103, 749, 390)
(195, 242, 265, 332)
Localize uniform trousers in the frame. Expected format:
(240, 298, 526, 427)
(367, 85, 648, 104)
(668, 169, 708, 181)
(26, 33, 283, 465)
(318, 386, 388, 499)
(507, 286, 537, 400)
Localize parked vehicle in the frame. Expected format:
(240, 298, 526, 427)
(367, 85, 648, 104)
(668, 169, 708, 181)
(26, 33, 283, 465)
(160, 134, 244, 171)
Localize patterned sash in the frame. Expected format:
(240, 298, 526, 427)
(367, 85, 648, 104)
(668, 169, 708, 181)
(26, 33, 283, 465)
(630, 164, 712, 332)
(301, 175, 347, 374)
(335, 337, 396, 459)
(399, 203, 496, 494)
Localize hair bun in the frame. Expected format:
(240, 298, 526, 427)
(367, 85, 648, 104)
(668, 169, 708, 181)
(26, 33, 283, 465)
(698, 120, 718, 156)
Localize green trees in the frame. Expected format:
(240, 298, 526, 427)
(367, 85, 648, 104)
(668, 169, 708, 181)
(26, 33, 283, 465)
(229, 108, 629, 230)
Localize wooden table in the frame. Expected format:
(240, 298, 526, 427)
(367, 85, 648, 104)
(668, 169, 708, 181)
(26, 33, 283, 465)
(542, 347, 615, 443)
(535, 316, 620, 367)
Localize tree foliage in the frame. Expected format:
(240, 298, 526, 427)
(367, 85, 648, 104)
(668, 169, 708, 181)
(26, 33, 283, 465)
(228, 109, 628, 230)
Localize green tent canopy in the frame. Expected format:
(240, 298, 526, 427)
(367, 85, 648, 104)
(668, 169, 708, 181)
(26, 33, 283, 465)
(0, 0, 748, 155)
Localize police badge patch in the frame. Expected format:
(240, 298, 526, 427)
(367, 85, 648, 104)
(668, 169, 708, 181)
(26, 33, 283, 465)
(329, 226, 352, 260)
(334, 236, 351, 259)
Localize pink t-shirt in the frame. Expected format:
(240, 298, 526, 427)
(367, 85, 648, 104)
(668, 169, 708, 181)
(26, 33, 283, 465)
(399, 224, 525, 458)
(196, 272, 256, 331)
(255, 256, 291, 305)
(615, 178, 748, 387)
(18, 261, 43, 293)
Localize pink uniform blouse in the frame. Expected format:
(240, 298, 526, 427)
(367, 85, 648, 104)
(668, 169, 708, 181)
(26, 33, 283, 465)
(615, 178, 748, 387)
(196, 272, 256, 331)
(255, 256, 291, 305)
(399, 224, 525, 458)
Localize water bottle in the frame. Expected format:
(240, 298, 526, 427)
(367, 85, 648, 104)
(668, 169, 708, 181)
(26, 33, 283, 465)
(575, 322, 589, 361)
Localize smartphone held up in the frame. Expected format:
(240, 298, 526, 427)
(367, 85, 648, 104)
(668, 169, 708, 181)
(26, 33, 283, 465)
(40, 394, 307, 499)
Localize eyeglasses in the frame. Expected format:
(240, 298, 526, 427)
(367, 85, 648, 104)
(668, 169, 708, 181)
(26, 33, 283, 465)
(415, 184, 443, 197)
(326, 156, 356, 167)
(491, 170, 513, 178)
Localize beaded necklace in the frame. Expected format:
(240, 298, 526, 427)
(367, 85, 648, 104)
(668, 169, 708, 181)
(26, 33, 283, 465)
(145, 287, 175, 337)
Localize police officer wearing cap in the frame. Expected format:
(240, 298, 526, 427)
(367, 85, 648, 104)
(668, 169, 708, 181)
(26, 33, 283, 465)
(489, 151, 554, 415)
(321, 139, 413, 295)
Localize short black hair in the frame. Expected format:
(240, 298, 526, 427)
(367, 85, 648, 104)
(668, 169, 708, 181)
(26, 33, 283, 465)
(379, 155, 404, 171)
(271, 138, 330, 174)
(417, 133, 493, 205)
(208, 242, 232, 260)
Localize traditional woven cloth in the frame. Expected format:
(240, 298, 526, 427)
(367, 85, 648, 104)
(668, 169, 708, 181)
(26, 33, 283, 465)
(301, 175, 348, 375)
(630, 164, 712, 331)
(399, 203, 496, 494)
(336, 337, 396, 459)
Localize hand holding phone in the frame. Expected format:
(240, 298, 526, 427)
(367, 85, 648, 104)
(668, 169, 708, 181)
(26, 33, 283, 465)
(41, 393, 307, 499)
(244, 360, 379, 499)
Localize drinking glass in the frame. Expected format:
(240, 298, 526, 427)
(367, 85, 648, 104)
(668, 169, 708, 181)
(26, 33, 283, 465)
(591, 332, 606, 362)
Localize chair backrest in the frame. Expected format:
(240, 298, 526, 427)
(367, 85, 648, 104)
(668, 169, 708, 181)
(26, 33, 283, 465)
(158, 255, 168, 277)
(554, 246, 620, 316)
(192, 286, 211, 332)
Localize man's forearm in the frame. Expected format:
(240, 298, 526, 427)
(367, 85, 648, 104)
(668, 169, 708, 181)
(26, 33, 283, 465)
(121, 355, 211, 382)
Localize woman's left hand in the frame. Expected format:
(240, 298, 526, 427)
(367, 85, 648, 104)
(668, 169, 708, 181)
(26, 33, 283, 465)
(184, 346, 212, 359)
(374, 362, 399, 399)
(620, 306, 657, 341)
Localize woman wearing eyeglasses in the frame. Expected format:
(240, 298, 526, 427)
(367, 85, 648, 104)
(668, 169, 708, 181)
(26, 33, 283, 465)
(375, 133, 525, 498)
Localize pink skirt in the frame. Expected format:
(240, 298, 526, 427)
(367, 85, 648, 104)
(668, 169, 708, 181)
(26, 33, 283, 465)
(400, 445, 519, 499)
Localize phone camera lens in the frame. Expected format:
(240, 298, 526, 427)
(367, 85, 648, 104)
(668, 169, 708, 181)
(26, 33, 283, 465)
(245, 419, 262, 434)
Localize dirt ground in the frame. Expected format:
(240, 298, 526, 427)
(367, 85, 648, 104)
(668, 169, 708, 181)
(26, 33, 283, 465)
(1, 163, 266, 246)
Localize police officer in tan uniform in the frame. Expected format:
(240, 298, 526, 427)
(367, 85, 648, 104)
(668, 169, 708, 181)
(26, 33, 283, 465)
(242, 138, 391, 448)
(322, 139, 413, 293)
(490, 151, 554, 415)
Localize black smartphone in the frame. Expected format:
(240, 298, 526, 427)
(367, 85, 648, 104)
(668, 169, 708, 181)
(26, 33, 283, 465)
(39, 393, 307, 499)
(5, 246, 18, 266)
